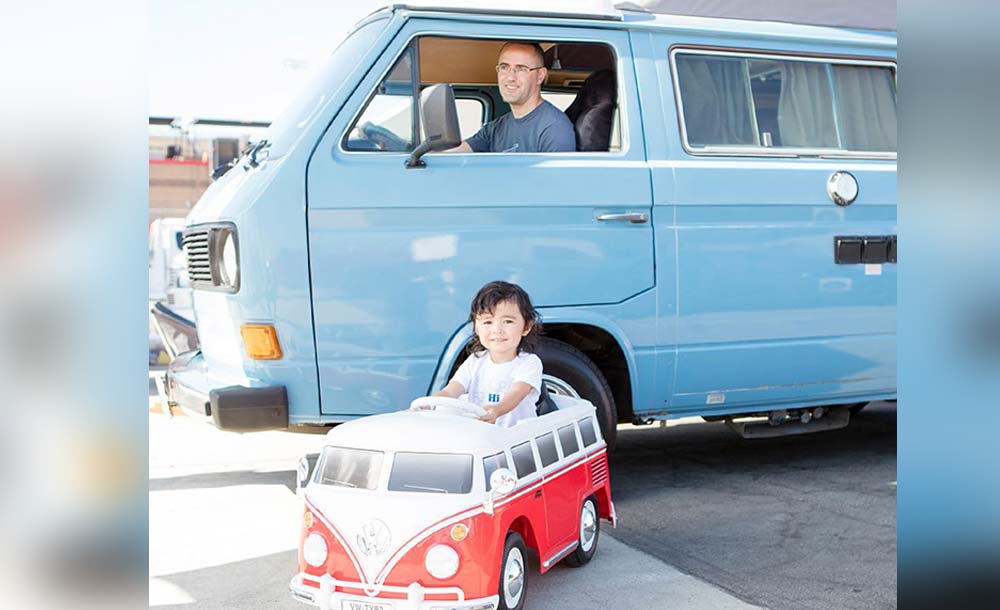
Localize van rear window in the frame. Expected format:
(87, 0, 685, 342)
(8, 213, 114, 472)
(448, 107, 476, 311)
(674, 51, 895, 154)
(314, 446, 384, 490)
(388, 452, 473, 494)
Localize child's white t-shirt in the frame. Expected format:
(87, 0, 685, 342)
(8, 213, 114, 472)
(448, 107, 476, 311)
(452, 351, 543, 427)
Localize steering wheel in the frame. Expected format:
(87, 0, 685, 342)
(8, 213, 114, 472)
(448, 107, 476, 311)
(359, 121, 409, 152)
(410, 396, 487, 419)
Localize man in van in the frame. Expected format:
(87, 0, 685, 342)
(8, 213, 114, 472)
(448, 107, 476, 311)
(449, 41, 576, 153)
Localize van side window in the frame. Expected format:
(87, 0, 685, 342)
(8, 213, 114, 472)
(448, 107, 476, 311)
(483, 451, 509, 490)
(511, 441, 537, 478)
(674, 51, 896, 154)
(578, 417, 597, 447)
(536, 432, 559, 467)
(345, 46, 417, 152)
(558, 424, 579, 456)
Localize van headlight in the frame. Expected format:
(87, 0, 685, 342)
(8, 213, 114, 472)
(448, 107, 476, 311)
(219, 229, 239, 287)
(303, 533, 328, 567)
(425, 544, 459, 579)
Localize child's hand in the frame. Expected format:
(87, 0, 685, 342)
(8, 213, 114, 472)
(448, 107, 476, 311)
(480, 406, 499, 424)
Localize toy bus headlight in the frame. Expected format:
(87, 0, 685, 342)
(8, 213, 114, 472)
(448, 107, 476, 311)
(303, 533, 328, 567)
(425, 544, 459, 579)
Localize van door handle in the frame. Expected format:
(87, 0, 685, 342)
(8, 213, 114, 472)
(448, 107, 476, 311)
(534, 489, 543, 499)
(596, 212, 648, 224)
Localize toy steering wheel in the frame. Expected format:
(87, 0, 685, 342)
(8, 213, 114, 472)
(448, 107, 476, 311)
(410, 396, 487, 419)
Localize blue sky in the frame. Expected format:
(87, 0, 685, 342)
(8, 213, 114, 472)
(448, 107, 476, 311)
(149, 0, 384, 122)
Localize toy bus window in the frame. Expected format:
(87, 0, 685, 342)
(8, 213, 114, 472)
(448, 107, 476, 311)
(578, 418, 597, 447)
(536, 432, 559, 467)
(511, 441, 537, 478)
(314, 446, 384, 490)
(558, 424, 579, 456)
(484, 451, 509, 490)
(388, 452, 473, 494)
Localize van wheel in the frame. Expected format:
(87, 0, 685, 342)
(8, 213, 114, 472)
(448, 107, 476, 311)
(498, 532, 527, 610)
(537, 338, 618, 451)
(563, 496, 600, 567)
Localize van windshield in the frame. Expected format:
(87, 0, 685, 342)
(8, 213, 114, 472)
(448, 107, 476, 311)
(314, 446, 384, 490)
(388, 453, 473, 494)
(264, 16, 389, 157)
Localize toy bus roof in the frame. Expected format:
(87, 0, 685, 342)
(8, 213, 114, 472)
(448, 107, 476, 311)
(323, 401, 597, 454)
(369, 1, 895, 49)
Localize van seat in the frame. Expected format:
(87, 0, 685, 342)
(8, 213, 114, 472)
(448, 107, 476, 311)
(564, 69, 617, 152)
(535, 383, 559, 416)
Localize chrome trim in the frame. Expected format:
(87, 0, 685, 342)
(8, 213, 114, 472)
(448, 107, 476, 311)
(542, 540, 579, 569)
(827, 171, 859, 206)
(669, 46, 896, 160)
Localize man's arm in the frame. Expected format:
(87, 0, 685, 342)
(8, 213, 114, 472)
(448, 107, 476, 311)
(445, 141, 473, 153)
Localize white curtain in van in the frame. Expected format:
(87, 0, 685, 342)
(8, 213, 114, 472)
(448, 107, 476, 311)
(676, 55, 756, 146)
(832, 65, 897, 152)
(776, 61, 839, 148)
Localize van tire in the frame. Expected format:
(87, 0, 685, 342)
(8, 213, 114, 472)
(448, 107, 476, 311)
(563, 495, 600, 567)
(536, 338, 618, 452)
(498, 532, 528, 610)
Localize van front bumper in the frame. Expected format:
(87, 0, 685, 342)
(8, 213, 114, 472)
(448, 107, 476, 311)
(289, 573, 498, 610)
(165, 351, 288, 431)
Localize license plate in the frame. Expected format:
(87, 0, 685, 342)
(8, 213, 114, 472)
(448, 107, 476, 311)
(341, 599, 393, 610)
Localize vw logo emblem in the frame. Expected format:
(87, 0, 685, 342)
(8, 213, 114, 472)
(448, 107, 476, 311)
(357, 520, 391, 556)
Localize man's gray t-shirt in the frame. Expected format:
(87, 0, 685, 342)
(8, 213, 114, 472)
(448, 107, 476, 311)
(466, 100, 576, 153)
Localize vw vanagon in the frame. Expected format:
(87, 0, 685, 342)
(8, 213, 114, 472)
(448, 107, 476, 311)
(166, 0, 897, 446)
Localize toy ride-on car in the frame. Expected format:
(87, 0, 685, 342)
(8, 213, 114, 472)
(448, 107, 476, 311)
(289, 393, 616, 610)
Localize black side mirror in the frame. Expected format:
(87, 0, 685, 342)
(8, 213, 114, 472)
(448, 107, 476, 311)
(405, 84, 461, 169)
(212, 162, 233, 180)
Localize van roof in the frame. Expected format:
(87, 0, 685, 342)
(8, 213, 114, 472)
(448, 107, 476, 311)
(323, 403, 596, 454)
(373, 0, 896, 49)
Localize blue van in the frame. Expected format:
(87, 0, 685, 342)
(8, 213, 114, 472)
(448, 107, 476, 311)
(166, 1, 897, 448)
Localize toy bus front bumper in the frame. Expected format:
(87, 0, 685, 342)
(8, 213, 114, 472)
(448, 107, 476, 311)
(165, 351, 288, 431)
(289, 573, 498, 610)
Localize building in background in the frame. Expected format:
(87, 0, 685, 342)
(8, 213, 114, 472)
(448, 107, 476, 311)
(148, 117, 269, 222)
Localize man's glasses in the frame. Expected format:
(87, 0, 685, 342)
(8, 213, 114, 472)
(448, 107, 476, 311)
(495, 63, 545, 76)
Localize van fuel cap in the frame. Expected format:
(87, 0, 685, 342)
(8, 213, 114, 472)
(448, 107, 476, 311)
(827, 171, 858, 206)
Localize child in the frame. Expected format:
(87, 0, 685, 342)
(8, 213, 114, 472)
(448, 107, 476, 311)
(435, 281, 543, 426)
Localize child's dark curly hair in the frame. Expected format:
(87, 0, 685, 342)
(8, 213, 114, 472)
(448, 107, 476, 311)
(466, 281, 542, 355)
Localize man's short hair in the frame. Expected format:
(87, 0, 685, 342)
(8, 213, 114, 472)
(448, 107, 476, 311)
(498, 41, 546, 68)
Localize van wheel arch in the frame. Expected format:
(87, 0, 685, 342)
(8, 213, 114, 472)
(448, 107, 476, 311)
(535, 336, 619, 452)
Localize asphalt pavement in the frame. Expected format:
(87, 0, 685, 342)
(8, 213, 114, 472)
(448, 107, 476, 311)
(149, 372, 895, 610)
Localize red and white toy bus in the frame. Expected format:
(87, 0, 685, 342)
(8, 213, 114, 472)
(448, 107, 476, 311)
(289, 395, 615, 610)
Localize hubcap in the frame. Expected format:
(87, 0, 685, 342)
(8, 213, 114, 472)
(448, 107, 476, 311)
(503, 546, 524, 608)
(542, 374, 581, 398)
(580, 501, 597, 552)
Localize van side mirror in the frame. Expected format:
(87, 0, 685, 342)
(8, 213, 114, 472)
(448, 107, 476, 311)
(405, 83, 461, 169)
(296, 454, 317, 496)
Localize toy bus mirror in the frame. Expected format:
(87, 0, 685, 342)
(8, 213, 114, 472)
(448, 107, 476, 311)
(296, 455, 316, 496)
(405, 83, 460, 169)
(490, 468, 517, 497)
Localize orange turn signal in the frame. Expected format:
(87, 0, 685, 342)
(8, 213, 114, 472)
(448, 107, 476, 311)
(303, 511, 314, 529)
(450, 523, 469, 542)
(241, 324, 283, 360)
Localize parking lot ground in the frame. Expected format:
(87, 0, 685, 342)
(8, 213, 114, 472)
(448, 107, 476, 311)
(150, 369, 894, 610)
(609, 402, 897, 610)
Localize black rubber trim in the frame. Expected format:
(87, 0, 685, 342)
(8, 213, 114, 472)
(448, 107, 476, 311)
(210, 385, 288, 431)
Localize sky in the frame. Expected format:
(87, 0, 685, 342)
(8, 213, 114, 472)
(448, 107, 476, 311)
(149, 0, 385, 123)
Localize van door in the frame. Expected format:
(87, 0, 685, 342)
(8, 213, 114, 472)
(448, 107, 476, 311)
(641, 34, 897, 415)
(305, 21, 652, 417)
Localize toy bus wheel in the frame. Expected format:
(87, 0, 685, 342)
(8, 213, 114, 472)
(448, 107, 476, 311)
(563, 496, 600, 567)
(537, 338, 618, 452)
(498, 532, 528, 610)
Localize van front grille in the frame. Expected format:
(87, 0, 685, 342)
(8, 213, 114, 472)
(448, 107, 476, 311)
(182, 229, 212, 286)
